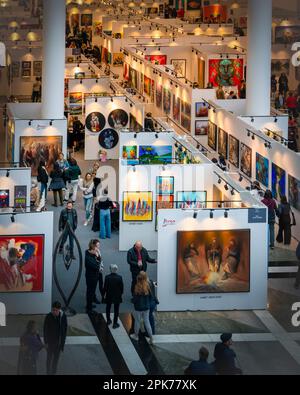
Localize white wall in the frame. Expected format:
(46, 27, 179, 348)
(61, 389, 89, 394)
(240, 115, 289, 140)
(157, 208, 268, 312)
(0, 168, 31, 210)
(0, 211, 53, 314)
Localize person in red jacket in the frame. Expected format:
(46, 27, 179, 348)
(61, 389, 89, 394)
(286, 91, 298, 117)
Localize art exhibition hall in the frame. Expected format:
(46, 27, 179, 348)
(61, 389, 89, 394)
(0, 0, 300, 378)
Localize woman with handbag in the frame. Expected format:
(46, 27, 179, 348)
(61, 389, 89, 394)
(276, 195, 294, 245)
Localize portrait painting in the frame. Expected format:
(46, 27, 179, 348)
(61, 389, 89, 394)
(208, 122, 217, 151)
(19, 136, 63, 177)
(218, 129, 228, 159)
(288, 175, 300, 211)
(123, 192, 153, 222)
(176, 191, 207, 209)
(195, 102, 209, 118)
(228, 135, 239, 168)
(275, 26, 300, 44)
(171, 59, 186, 78)
(240, 143, 252, 178)
(176, 229, 250, 294)
(0, 235, 44, 293)
(98, 128, 119, 150)
(139, 145, 173, 164)
(129, 67, 138, 90)
(272, 163, 286, 200)
(14, 186, 27, 209)
(108, 109, 128, 128)
(195, 121, 208, 136)
(163, 88, 171, 115)
(256, 153, 269, 188)
(0, 190, 9, 209)
(156, 176, 174, 195)
(209, 59, 244, 87)
(85, 112, 106, 133)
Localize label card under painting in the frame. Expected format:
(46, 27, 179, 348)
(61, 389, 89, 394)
(248, 208, 267, 224)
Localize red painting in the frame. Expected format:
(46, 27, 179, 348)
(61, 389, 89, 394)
(203, 5, 227, 23)
(208, 59, 244, 87)
(145, 55, 167, 65)
(0, 235, 44, 293)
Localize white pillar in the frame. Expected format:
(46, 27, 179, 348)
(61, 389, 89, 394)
(246, 0, 272, 116)
(41, 0, 65, 119)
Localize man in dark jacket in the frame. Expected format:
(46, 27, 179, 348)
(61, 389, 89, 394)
(58, 200, 78, 259)
(127, 241, 157, 295)
(214, 333, 242, 375)
(185, 347, 216, 375)
(103, 264, 124, 328)
(144, 112, 155, 132)
(43, 301, 68, 375)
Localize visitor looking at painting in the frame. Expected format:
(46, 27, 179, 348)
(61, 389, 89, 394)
(261, 190, 278, 250)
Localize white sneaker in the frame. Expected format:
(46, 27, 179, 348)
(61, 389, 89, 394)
(84, 220, 88, 226)
(130, 334, 139, 341)
(147, 337, 154, 345)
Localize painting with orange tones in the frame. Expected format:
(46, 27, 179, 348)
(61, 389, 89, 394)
(145, 55, 167, 65)
(176, 230, 250, 294)
(0, 235, 44, 293)
(209, 59, 244, 87)
(203, 5, 227, 23)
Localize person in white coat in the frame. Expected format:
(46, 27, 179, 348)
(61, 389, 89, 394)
(78, 173, 94, 226)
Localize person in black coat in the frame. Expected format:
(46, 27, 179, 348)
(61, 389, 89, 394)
(43, 301, 68, 375)
(213, 333, 242, 375)
(276, 195, 292, 245)
(49, 162, 65, 207)
(127, 241, 157, 295)
(85, 239, 103, 314)
(144, 112, 155, 132)
(37, 160, 49, 201)
(103, 264, 124, 328)
(58, 200, 78, 258)
(184, 347, 216, 375)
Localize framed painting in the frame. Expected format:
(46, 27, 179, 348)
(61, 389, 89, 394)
(0, 235, 44, 292)
(122, 146, 138, 165)
(275, 26, 300, 44)
(195, 120, 208, 136)
(208, 59, 243, 87)
(156, 83, 162, 108)
(112, 53, 124, 67)
(288, 175, 300, 211)
(123, 192, 153, 222)
(171, 59, 186, 78)
(218, 129, 228, 159)
(19, 136, 63, 177)
(256, 153, 269, 188)
(195, 102, 209, 118)
(228, 135, 239, 168)
(240, 143, 252, 178)
(208, 121, 217, 151)
(33, 61, 42, 77)
(0, 190, 9, 208)
(155, 194, 174, 231)
(81, 14, 93, 26)
(14, 185, 27, 209)
(69, 92, 83, 115)
(172, 95, 181, 122)
(12, 62, 20, 78)
(144, 75, 151, 96)
(139, 145, 173, 164)
(272, 163, 286, 200)
(85, 112, 106, 133)
(156, 176, 174, 195)
(145, 55, 167, 65)
(176, 229, 250, 294)
(176, 191, 207, 209)
(129, 113, 143, 133)
(163, 88, 171, 115)
(187, 0, 201, 10)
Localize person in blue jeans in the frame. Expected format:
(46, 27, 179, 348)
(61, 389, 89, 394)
(98, 189, 113, 239)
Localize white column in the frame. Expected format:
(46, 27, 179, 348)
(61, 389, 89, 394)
(41, 0, 65, 119)
(246, 0, 272, 116)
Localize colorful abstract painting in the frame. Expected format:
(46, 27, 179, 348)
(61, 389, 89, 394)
(144, 75, 151, 96)
(176, 191, 207, 209)
(0, 190, 9, 209)
(145, 55, 167, 65)
(272, 163, 286, 200)
(209, 59, 244, 87)
(156, 176, 174, 195)
(173, 95, 181, 123)
(240, 143, 252, 178)
(218, 129, 228, 159)
(256, 153, 269, 188)
(228, 135, 239, 168)
(123, 192, 153, 222)
(14, 186, 27, 209)
(288, 175, 300, 211)
(0, 235, 44, 292)
(176, 229, 250, 294)
(139, 145, 173, 164)
(203, 5, 227, 23)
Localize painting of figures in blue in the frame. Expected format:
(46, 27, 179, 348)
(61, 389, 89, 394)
(272, 163, 286, 200)
(139, 145, 173, 164)
(256, 153, 269, 188)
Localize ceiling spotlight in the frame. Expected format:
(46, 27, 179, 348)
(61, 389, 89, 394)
(231, 189, 235, 196)
(197, 144, 200, 150)
(10, 214, 15, 223)
(155, 133, 159, 138)
(130, 103, 133, 108)
(274, 117, 278, 123)
(28, 120, 32, 126)
(210, 210, 214, 219)
(251, 117, 254, 123)
(125, 98, 128, 102)
(6, 170, 10, 178)
(218, 178, 222, 184)
(239, 175, 243, 182)
(111, 97, 113, 102)
(95, 97, 98, 103)
(134, 133, 137, 138)
(49, 120, 53, 126)
(251, 134, 255, 140)
(80, 79, 83, 84)
(133, 165, 136, 172)
(247, 130, 251, 137)
(96, 79, 98, 83)
(224, 184, 229, 191)
(264, 142, 268, 148)
(193, 211, 198, 219)
(224, 210, 229, 218)
(162, 165, 166, 171)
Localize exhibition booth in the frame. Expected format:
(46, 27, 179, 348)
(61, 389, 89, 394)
(0, 167, 31, 212)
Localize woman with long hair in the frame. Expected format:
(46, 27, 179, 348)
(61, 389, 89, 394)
(79, 172, 94, 226)
(130, 271, 154, 345)
(18, 320, 44, 375)
(37, 160, 49, 202)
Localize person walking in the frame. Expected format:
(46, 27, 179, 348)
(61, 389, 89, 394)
(213, 333, 242, 375)
(127, 241, 157, 295)
(18, 320, 44, 375)
(49, 162, 65, 207)
(58, 200, 78, 259)
(31, 77, 41, 102)
(130, 271, 154, 345)
(276, 196, 292, 245)
(262, 190, 278, 249)
(79, 172, 94, 226)
(286, 91, 298, 117)
(184, 347, 216, 375)
(64, 158, 81, 203)
(144, 112, 155, 132)
(85, 239, 104, 314)
(98, 189, 113, 239)
(43, 301, 67, 375)
(37, 160, 49, 202)
(56, 153, 69, 181)
(103, 264, 124, 329)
